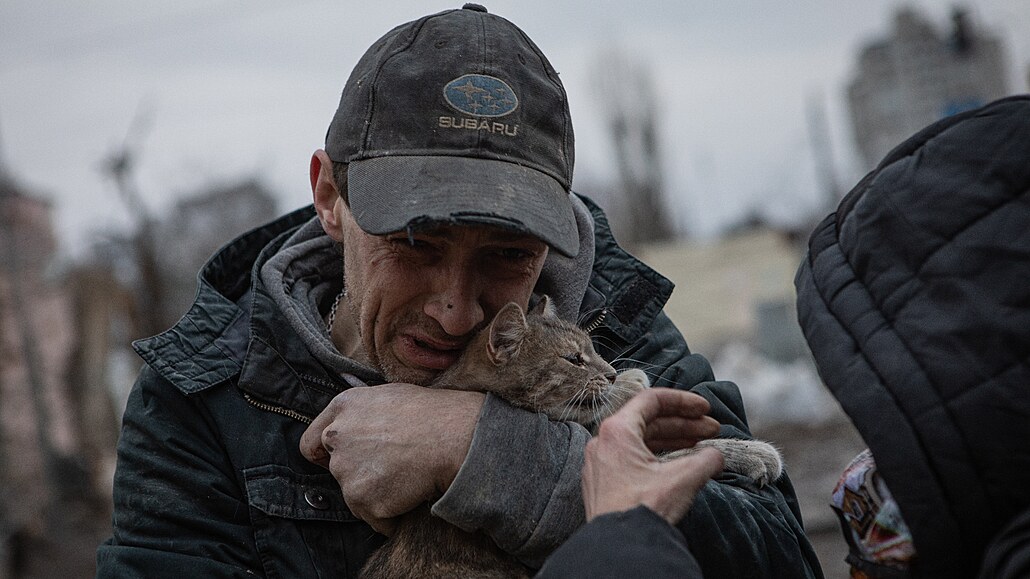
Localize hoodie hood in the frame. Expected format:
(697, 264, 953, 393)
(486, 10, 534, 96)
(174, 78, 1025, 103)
(795, 95, 1030, 578)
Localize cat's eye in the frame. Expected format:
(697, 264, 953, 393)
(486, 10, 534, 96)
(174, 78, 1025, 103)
(561, 353, 586, 367)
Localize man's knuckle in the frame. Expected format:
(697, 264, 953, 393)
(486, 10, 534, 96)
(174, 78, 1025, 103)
(321, 428, 340, 450)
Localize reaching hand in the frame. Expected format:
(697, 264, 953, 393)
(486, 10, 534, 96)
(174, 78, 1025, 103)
(299, 383, 485, 535)
(582, 387, 725, 525)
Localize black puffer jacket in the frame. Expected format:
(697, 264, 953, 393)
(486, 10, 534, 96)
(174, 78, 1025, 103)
(796, 95, 1030, 578)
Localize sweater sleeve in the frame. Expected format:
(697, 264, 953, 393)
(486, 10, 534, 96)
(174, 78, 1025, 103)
(96, 366, 259, 578)
(431, 393, 589, 568)
(535, 506, 703, 579)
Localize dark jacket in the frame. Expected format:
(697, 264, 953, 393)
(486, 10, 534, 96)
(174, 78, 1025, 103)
(97, 195, 822, 578)
(537, 507, 703, 578)
(795, 95, 1030, 579)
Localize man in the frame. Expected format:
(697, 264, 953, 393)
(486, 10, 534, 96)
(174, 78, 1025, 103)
(97, 5, 822, 578)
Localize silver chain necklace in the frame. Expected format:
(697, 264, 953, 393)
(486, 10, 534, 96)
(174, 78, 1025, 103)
(326, 288, 345, 334)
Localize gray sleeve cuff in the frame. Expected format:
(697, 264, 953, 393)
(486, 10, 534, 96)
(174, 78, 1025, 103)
(431, 392, 589, 568)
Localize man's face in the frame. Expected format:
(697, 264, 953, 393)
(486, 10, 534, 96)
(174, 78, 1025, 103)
(337, 203, 549, 385)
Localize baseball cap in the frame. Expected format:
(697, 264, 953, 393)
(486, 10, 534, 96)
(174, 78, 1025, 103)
(325, 4, 579, 257)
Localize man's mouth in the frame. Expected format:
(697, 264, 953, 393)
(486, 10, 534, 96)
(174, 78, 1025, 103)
(397, 334, 465, 371)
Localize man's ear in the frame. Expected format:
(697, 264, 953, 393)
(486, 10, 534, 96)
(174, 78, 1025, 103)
(311, 149, 344, 242)
(488, 303, 529, 365)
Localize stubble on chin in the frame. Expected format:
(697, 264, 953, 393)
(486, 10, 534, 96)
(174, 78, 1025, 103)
(359, 310, 441, 387)
(378, 357, 438, 387)
(374, 335, 443, 386)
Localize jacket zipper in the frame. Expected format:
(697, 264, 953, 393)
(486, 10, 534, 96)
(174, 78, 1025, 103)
(582, 308, 607, 334)
(243, 393, 313, 424)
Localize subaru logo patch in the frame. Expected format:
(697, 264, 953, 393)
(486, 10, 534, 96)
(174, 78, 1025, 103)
(443, 74, 518, 118)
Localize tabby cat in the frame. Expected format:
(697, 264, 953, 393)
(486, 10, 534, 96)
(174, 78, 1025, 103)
(359, 296, 782, 579)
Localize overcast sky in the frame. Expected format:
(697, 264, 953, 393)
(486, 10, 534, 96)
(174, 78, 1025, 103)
(2, 0, 1028, 256)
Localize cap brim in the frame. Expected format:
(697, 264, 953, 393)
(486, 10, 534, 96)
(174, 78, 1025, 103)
(346, 156, 579, 257)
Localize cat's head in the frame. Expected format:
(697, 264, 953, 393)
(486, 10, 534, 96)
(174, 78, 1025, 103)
(481, 296, 630, 426)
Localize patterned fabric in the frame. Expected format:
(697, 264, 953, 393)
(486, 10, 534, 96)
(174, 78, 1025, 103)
(830, 449, 916, 578)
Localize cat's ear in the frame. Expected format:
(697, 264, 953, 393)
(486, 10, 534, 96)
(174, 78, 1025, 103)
(528, 295, 558, 319)
(488, 302, 528, 365)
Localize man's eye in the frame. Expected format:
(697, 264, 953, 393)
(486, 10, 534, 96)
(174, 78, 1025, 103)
(498, 247, 532, 260)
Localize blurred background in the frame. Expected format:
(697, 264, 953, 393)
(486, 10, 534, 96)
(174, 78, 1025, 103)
(1, 1, 1028, 577)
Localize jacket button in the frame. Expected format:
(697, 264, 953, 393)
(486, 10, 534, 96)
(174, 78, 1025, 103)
(304, 488, 330, 510)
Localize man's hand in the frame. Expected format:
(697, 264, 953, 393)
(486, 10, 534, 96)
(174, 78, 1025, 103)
(299, 384, 486, 535)
(582, 387, 724, 525)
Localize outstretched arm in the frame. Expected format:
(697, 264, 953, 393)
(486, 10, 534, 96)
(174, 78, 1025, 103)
(538, 388, 724, 579)
(580, 387, 723, 524)
(611, 312, 825, 579)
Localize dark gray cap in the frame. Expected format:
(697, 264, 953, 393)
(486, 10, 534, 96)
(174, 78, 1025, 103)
(325, 4, 578, 256)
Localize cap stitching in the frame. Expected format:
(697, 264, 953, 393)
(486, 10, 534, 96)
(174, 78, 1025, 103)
(360, 13, 443, 154)
(512, 27, 572, 189)
(475, 11, 487, 151)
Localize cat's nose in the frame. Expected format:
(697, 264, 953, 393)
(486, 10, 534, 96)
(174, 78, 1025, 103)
(604, 370, 617, 383)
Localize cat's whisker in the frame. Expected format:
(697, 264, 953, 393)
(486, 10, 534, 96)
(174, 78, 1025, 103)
(614, 364, 680, 386)
(596, 388, 615, 423)
(572, 390, 592, 422)
(608, 381, 635, 396)
(609, 356, 662, 369)
(591, 338, 626, 357)
(566, 391, 585, 421)
(604, 341, 639, 360)
(590, 334, 620, 348)
(576, 307, 605, 327)
(558, 389, 586, 422)
(643, 374, 681, 387)
(556, 397, 573, 422)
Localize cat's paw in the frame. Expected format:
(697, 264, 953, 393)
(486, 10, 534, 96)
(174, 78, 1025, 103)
(613, 368, 649, 394)
(696, 438, 783, 487)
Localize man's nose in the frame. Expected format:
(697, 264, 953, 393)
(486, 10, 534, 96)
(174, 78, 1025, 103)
(424, 272, 485, 337)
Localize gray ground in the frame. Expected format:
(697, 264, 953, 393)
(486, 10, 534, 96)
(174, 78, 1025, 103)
(755, 412, 868, 579)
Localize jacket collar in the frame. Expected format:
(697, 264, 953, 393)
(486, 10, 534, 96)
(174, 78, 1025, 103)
(133, 205, 370, 418)
(132, 205, 315, 395)
(576, 194, 674, 343)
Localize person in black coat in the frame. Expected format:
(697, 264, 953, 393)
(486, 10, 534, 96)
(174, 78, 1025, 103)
(796, 95, 1030, 578)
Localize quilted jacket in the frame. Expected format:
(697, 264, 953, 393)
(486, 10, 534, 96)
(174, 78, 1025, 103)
(796, 95, 1030, 578)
